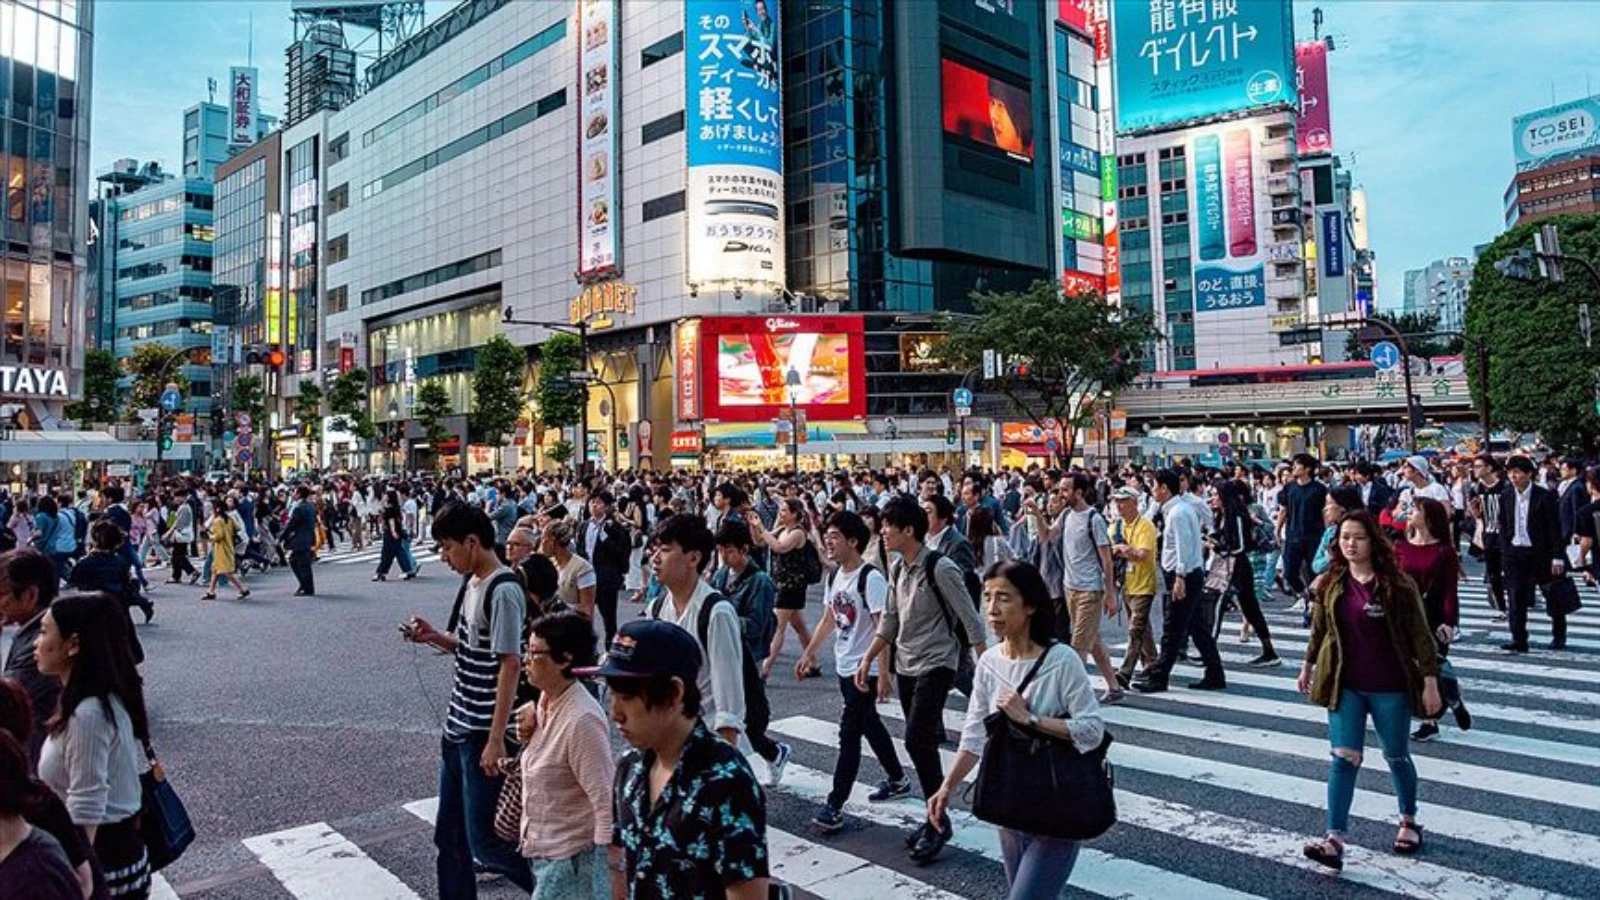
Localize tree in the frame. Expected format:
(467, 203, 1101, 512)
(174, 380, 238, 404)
(124, 344, 189, 421)
(414, 380, 454, 470)
(533, 332, 584, 450)
(936, 279, 1158, 455)
(328, 368, 379, 442)
(1343, 310, 1464, 360)
(295, 382, 325, 462)
(1467, 212, 1600, 453)
(65, 348, 119, 424)
(472, 334, 528, 448)
(547, 439, 575, 468)
(229, 374, 268, 430)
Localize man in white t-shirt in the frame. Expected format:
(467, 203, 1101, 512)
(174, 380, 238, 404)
(797, 509, 911, 833)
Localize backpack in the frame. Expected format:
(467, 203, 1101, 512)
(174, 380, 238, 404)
(68, 507, 88, 554)
(650, 591, 770, 742)
(1247, 503, 1275, 552)
(922, 550, 977, 696)
(711, 565, 777, 663)
(447, 571, 539, 709)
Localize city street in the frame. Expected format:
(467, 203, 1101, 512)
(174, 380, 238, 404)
(137, 546, 1600, 899)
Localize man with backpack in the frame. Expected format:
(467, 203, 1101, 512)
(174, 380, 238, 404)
(853, 496, 986, 864)
(1037, 474, 1122, 703)
(706, 518, 789, 785)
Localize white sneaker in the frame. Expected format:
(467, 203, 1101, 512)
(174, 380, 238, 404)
(764, 742, 791, 788)
(1288, 600, 1306, 614)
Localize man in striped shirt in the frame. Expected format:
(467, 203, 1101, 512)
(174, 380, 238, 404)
(403, 502, 532, 898)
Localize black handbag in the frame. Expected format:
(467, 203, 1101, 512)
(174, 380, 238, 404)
(971, 643, 1117, 840)
(1543, 576, 1584, 617)
(139, 743, 195, 872)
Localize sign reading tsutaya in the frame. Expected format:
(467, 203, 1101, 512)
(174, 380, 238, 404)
(0, 366, 69, 397)
(685, 0, 785, 288)
(577, 0, 621, 277)
(228, 67, 259, 147)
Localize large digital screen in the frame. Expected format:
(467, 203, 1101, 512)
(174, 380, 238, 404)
(941, 59, 1034, 161)
(1111, 0, 1295, 134)
(696, 315, 866, 422)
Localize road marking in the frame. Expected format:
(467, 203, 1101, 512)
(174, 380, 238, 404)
(767, 828, 967, 899)
(242, 822, 422, 899)
(402, 797, 438, 824)
(1198, 633, 1600, 684)
(150, 875, 181, 900)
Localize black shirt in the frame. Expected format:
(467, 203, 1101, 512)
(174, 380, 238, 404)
(612, 720, 767, 900)
(1281, 479, 1328, 542)
(0, 826, 83, 900)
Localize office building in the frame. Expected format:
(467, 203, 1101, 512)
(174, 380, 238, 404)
(212, 131, 283, 463)
(1419, 256, 1472, 335)
(183, 100, 276, 180)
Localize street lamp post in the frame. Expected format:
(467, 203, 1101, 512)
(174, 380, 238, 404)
(387, 401, 400, 473)
(503, 308, 589, 473)
(785, 367, 802, 473)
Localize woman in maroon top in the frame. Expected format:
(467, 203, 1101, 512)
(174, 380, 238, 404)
(1397, 498, 1471, 742)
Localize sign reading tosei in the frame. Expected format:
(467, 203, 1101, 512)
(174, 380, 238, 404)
(684, 0, 785, 288)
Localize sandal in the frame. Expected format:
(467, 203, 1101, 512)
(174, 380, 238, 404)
(1393, 821, 1423, 856)
(1303, 835, 1344, 871)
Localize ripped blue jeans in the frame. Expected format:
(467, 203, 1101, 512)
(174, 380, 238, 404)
(1326, 687, 1418, 834)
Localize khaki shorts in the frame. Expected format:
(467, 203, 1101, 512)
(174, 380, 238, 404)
(1065, 588, 1104, 654)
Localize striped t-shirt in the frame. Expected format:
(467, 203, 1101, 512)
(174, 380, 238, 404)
(444, 569, 527, 740)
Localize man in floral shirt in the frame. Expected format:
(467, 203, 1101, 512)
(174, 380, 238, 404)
(582, 619, 769, 900)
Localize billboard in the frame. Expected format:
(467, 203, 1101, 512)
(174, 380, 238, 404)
(1295, 42, 1332, 155)
(1182, 120, 1269, 313)
(229, 67, 259, 146)
(577, 0, 621, 277)
(1091, 0, 1120, 301)
(1110, 0, 1295, 134)
(676, 319, 702, 422)
(1321, 210, 1345, 278)
(1512, 96, 1600, 172)
(941, 59, 1034, 162)
(685, 0, 785, 288)
(1058, 0, 1091, 33)
(696, 315, 866, 423)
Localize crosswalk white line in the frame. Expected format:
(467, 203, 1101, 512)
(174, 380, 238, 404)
(771, 716, 1576, 900)
(149, 874, 180, 900)
(1207, 633, 1600, 683)
(767, 828, 968, 899)
(771, 716, 1600, 877)
(771, 760, 1270, 900)
(242, 822, 422, 899)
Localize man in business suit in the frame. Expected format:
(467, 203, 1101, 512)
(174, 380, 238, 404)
(1498, 456, 1567, 652)
(578, 489, 633, 642)
(1557, 457, 1586, 547)
(281, 485, 319, 597)
(1352, 461, 1395, 517)
(920, 493, 976, 574)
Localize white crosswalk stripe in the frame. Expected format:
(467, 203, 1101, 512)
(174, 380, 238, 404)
(242, 823, 423, 899)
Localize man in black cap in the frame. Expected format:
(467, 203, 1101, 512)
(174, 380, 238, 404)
(584, 619, 770, 900)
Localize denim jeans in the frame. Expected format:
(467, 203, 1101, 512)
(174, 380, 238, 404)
(830, 674, 906, 810)
(400, 537, 419, 574)
(999, 828, 1080, 900)
(1326, 687, 1418, 834)
(529, 846, 608, 900)
(436, 732, 533, 899)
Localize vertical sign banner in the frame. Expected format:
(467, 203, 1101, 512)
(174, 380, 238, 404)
(1058, 0, 1090, 33)
(1186, 121, 1267, 313)
(1110, 0, 1295, 134)
(1295, 41, 1332, 155)
(1321, 210, 1346, 278)
(1091, 0, 1120, 302)
(577, 0, 621, 278)
(211, 325, 232, 365)
(228, 67, 258, 146)
(676, 319, 702, 422)
(685, 0, 785, 288)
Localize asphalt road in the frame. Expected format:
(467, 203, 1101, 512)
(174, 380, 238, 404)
(133, 545, 1600, 899)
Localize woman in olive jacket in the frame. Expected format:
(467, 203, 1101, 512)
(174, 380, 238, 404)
(1296, 510, 1441, 872)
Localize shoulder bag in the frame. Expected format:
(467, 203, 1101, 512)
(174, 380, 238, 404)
(1543, 575, 1584, 617)
(970, 643, 1117, 841)
(139, 741, 196, 871)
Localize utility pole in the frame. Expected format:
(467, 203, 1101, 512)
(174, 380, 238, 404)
(1359, 317, 1419, 452)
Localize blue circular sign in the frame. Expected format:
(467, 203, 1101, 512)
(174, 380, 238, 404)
(223, 430, 236, 444)
(237, 449, 253, 465)
(159, 389, 181, 411)
(1369, 341, 1400, 371)
(953, 388, 973, 407)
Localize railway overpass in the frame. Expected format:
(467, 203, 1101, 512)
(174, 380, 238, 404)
(1116, 371, 1475, 428)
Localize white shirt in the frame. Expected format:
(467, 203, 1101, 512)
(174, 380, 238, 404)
(1513, 484, 1534, 548)
(648, 579, 747, 739)
(924, 525, 950, 551)
(958, 643, 1104, 757)
(826, 561, 888, 678)
(39, 695, 146, 825)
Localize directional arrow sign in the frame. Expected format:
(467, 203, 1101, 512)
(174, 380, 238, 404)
(1369, 341, 1400, 372)
(159, 389, 182, 412)
(952, 388, 973, 407)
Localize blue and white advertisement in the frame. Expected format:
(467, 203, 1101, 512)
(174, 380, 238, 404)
(1321, 209, 1345, 278)
(1110, 0, 1296, 135)
(685, 0, 785, 288)
(1512, 96, 1600, 172)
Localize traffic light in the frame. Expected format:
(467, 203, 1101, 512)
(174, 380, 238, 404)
(1493, 248, 1537, 282)
(245, 346, 263, 365)
(157, 410, 174, 453)
(264, 346, 287, 368)
(946, 425, 958, 445)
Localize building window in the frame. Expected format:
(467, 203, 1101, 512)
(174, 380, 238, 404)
(361, 91, 567, 199)
(326, 285, 348, 314)
(327, 183, 349, 214)
(641, 31, 684, 68)
(360, 249, 502, 305)
(328, 132, 350, 164)
(327, 234, 349, 264)
(642, 191, 686, 222)
(641, 111, 684, 145)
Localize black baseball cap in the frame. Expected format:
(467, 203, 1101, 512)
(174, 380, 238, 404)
(576, 619, 701, 683)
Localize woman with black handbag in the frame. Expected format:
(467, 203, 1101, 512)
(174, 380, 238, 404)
(927, 560, 1105, 898)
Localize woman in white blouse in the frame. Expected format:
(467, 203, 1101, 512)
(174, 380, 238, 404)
(928, 560, 1103, 900)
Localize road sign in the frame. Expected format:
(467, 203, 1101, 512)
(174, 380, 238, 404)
(159, 389, 181, 411)
(1369, 341, 1401, 371)
(136, 408, 159, 425)
(237, 449, 253, 465)
(1217, 430, 1231, 445)
(236, 412, 251, 427)
(1042, 417, 1060, 432)
(955, 406, 972, 418)
(1220, 443, 1235, 459)
(953, 388, 973, 407)
(236, 433, 250, 447)
(1045, 437, 1060, 453)
(599, 399, 612, 418)
(223, 430, 236, 444)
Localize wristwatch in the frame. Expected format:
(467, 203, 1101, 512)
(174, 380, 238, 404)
(1027, 713, 1040, 728)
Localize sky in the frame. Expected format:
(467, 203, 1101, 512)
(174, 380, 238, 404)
(89, 0, 1600, 308)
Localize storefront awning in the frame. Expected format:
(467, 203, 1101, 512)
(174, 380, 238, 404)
(0, 431, 162, 463)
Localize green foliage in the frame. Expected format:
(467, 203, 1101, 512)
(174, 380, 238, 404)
(295, 383, 325, 453)
(936, 280, 1159, 453)
(1343, 310, 1464, 360)
(124, 344, 190, 420)
(66, 348, 119, 424)
(547, 438, 575, 467)
(328, 369, 378, 442)
(1466, 213, 1600, 452)
(533, 332, 585, 431)
(472, 335, 528, 448)
(414, 380, 454, 469)
(228, 374, 268, 429)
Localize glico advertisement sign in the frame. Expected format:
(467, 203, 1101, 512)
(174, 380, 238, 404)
(684, 0, 785, 288)
(1179, 120, 1270, 314)
(1512, 96, 1600, 172)
(577, 0, 621, 277)
(696, 315, 866, 423)
(1294, 41, 1333, 155)
(1110, 0, 1295, 134)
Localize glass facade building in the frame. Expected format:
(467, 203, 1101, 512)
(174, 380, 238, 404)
(0, 0, 91, 421)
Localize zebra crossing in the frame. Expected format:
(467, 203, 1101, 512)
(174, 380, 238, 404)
(150, 577, 1600, 898)
(311, 544, 441, 569)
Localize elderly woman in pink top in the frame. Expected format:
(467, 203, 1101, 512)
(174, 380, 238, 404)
(512, 610, 615, 899)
